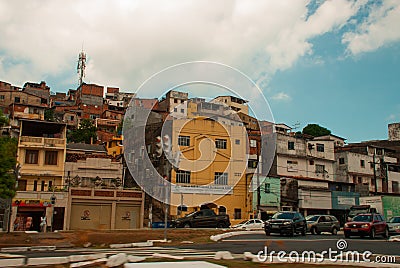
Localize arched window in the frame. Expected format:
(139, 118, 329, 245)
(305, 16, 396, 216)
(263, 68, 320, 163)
(219, 206, 227, 215)
(177, 205, 188, 215)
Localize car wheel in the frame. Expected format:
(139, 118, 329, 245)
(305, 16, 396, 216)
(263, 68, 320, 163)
(217, 222, 225, 228)
(344, 232, 350, 238)
(289, 226, 295, 237)
(301, 227, 306, 236)
(332, 227, 338, 235)
(183, 223, 191, 228)
(370, 227, 375, 239)
(383, 228, 389, 238)
(310, 227, 316, 235)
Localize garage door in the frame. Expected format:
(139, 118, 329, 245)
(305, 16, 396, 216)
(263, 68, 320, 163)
(70, 203, 111, 230)
(115, 205, 140, 229)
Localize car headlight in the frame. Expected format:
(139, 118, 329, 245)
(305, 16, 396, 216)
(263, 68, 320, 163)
(361, 224, 370, 228)
(283, 221, 291, 225)
(344, 223, 349, 228)
(395, 226, 400, 230)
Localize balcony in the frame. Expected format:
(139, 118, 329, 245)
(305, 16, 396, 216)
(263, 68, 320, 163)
(19, 136, 65, 149)
(13, 112, 44, 121)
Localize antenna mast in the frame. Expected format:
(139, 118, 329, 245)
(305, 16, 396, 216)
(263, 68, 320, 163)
(77, 49, 87, 86)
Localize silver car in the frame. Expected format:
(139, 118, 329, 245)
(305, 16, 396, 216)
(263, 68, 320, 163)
(306, 215, 340, 235)
(387, 216, 400, 235)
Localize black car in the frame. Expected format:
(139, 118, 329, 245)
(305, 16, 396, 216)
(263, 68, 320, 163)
(264, 211, 307, 236)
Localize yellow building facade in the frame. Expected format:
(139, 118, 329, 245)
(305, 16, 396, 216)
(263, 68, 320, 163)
(169, 116, 250, 222)
(12, 119, 67, 232)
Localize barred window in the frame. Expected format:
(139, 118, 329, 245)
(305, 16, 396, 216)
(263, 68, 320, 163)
(248, 160, 258, 169)
(215, 139, 227, 149)
(288, 141, 295, 150)
(214, 172, 228, 185)
(315, 164, 325, 173)
(317, 143, 324, 152)
(264, 183, 270, 193)
(250, 139, 257, 148)
(176, 170, 191, 184)
(234, 208, 241, 219)
(178, 136, 190, 146)
(25, 150, 39, 164)
(45, 151, 58, 165)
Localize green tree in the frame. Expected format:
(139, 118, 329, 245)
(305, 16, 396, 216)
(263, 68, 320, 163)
(302, 124, 331, 137)
(44, 108, 55, 121)
(0, 111, 18, 198)
(0, 110, 8, 127)
(68, 119, 97, 144)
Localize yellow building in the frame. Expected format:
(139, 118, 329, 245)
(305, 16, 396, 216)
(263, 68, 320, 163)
(12, 119, 67, 231)
(169, 116, 250, 222)
(105, 135, 124, 156)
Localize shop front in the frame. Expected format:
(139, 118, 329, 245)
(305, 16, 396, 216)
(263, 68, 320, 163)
(331, 191, 360, 226)
(11, 192, 69, 232)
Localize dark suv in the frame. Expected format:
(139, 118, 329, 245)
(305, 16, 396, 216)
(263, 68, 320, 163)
(264, 211, 306, 236)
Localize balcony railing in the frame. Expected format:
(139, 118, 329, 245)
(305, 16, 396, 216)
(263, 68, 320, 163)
(19, 136, 65, 148)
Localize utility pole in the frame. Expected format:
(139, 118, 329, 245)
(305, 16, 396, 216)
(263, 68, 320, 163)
(372, 152, 378, 195)
(381, 157, 388, 193)
(50, 179, 56, 232)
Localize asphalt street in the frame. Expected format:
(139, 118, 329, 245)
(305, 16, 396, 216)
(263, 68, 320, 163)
(176, 232, 400, 257)
(3, 232, 400, 265)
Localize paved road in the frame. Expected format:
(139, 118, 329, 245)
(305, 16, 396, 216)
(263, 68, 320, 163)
(176, 232, 400, 258)
(3, 232, 400, 265)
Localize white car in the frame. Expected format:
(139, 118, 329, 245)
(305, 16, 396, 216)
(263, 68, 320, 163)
(232, 219, 264, 230)
(388, 216, 400, 235)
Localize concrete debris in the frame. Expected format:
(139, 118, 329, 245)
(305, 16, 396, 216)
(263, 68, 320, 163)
(152, 253, 184, 260)
(127, 255, 146, 263)
(213, 251, 234, 260)
(83, 242, 92, 248)
(70, 258, 108, 268)
(106, 253, 128, 267)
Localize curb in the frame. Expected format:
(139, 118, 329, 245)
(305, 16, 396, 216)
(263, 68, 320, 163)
(0, 247, 30, 253)
(27, 256, 69, 266)
(0, 258, 25, 267)
(210, 230, 264, 241)
(110, 240, 154, 248)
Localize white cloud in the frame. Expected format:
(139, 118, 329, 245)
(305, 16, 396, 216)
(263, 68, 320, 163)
(386, 114, 397, 121)
(343, 0, 400, 55)
(0, 0, 394, 95)
(272, 92, 291, 101)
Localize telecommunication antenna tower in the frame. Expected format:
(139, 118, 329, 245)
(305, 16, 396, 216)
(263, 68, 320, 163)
(292, 121, 301, 131)
(77, 50, 87, 86)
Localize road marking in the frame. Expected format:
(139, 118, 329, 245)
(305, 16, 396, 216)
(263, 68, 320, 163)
(54, 247, 220, 259)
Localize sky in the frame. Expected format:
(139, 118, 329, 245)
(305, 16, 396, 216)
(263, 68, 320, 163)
(0, 0, 399, 143)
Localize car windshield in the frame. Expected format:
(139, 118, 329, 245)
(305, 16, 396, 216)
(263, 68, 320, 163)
(306, 215, 319, 222)
(353, 215, 372, 222)
(185, 211, 198, 218)
(238, 220, 248, 225)
(388, 217, 400, 223)
(272, 212, 294, 219)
